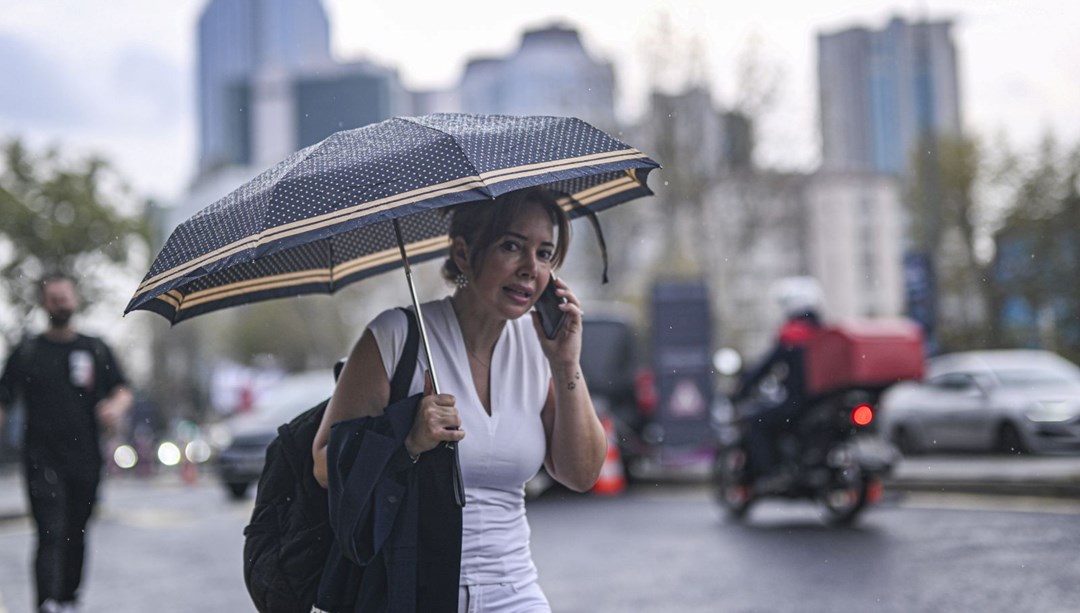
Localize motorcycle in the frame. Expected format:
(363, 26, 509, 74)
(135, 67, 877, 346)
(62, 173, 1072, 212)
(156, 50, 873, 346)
(712, 388, 899, 525)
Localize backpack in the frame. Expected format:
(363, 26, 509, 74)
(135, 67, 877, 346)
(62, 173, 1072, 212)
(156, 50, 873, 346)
(243, 308, 420, 612)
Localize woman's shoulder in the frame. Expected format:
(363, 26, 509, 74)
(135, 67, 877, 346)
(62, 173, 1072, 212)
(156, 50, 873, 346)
(367, 305, 408, 336)
(367, 298, 452, 335)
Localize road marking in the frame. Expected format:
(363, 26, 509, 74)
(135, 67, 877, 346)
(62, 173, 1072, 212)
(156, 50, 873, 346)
(898, 492, 1080, 515)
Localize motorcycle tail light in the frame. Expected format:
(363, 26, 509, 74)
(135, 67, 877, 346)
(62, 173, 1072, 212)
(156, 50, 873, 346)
(851, 404, 874, 426)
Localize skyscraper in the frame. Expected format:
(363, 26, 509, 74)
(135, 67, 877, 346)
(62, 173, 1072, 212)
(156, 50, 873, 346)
(197, 0, 332, 173)
(818, 16, 961, 176)
(458, 24, 617, 132)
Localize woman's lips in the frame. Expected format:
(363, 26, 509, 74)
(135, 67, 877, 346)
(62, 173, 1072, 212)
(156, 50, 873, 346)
(503, 285, 533, 305)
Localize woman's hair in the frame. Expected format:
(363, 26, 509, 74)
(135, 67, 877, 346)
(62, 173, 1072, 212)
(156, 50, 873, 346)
(441, 187, 571, 283)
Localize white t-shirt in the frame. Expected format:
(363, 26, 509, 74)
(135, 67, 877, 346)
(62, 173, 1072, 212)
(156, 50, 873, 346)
(367, 297, 551, 587)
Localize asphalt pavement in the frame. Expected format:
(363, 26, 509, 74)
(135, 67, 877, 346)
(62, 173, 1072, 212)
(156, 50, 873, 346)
(2, 454, 1080, 522)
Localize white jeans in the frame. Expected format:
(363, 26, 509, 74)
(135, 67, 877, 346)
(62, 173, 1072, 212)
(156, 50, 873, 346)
(457, 581, 551, 613)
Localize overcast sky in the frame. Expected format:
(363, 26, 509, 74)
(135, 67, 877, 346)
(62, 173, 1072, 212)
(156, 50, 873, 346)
(1, 0, 1077, 203)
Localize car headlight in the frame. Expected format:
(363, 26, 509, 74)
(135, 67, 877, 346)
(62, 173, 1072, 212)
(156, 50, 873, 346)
(1024, 401, 1077, 423)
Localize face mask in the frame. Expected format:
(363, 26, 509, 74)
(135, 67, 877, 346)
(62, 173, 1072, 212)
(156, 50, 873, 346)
(48, 309, 74, 328)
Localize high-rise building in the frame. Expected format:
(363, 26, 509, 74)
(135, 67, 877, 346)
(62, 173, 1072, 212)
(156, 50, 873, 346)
(818, 16, 962, 176)
(197, 0, 333, 173)
(458, 24, 617, 132)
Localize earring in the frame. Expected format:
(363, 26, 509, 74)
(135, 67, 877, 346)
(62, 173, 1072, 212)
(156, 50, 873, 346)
(455, 272, 469, 289)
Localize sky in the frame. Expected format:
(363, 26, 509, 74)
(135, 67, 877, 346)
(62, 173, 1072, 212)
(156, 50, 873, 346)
(1, 0, 1078, 204)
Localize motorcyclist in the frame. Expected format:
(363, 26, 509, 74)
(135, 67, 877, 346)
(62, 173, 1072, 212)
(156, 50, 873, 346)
(732, 277, 825, 482)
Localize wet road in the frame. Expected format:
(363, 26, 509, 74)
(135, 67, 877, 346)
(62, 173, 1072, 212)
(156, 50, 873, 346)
(1, 476, 1078, 612)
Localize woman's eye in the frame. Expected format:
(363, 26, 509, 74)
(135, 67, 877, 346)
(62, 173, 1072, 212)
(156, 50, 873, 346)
(500, 241, 521, 252)
(538, 249, 554, 262)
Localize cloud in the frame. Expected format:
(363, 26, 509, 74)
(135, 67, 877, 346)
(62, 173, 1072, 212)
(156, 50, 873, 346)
(0, 32, 190, 136)
(108, 45, 189, 129)
(0, 33, 93, 128)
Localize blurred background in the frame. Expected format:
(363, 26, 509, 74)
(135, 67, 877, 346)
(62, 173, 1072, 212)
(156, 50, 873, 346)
(4, 0, 1079, 452)
(3, 1, 1080, 611)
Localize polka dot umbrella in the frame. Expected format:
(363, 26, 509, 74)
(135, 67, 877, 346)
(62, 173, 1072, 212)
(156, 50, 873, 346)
(126, 113, 658, 387)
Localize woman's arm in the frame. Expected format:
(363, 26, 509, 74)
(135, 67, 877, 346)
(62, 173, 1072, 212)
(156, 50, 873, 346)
(312, 326, 465, 488)
(312, 330, 390, 487)
(541, 367, 605, 492)
(535, 278, 605, 492)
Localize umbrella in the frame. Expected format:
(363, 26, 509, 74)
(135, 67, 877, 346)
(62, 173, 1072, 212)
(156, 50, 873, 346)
(128, 113, 659, 508)
(127, 113, 658, 390)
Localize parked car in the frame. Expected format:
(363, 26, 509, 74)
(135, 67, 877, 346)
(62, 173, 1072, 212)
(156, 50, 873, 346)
(214, 370, 336, 498)
(579, 310, 655, 469)
(879, 350, 1080, 455)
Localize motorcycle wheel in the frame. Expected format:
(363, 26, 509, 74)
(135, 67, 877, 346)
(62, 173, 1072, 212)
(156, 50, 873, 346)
(713, 447, 754, 521)
(820, 474, 870, 526)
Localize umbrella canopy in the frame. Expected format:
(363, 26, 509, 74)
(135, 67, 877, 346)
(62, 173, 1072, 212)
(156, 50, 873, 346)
(126, 113, 659, 324)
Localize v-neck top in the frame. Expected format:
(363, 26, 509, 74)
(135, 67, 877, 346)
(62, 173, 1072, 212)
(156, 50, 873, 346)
(367, 297, 551, 587)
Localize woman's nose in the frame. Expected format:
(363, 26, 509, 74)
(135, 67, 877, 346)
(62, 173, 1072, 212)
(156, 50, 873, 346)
(518, 254, 539, 277)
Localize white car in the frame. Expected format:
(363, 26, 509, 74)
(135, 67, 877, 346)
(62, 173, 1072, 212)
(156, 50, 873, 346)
(880, 350, 1080, 455)
(213, 370, 336, 498)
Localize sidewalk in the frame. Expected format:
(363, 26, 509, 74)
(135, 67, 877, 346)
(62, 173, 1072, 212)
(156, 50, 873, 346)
(885, 455, 1080, 498)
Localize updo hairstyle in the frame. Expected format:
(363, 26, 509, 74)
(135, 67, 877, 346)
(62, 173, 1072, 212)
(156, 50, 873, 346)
(441, 187, 572, 283)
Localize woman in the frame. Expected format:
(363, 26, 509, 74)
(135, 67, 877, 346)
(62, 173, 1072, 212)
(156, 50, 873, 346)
(313, 187, 607, 612)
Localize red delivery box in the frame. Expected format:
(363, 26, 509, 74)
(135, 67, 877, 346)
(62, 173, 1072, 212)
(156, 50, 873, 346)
(805, 319, 925, 396)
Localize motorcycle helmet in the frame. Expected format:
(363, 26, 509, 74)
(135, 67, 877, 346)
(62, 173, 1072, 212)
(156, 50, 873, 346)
(771, 276, 823, 319)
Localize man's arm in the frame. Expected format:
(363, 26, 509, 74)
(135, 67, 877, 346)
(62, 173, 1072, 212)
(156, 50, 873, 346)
(0, 343, 23, 438)
(93, 339, 133, 433)
(96, 385, 134, 432)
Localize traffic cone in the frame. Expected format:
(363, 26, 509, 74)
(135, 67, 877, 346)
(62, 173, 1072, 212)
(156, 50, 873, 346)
(591, 417, 626, 496)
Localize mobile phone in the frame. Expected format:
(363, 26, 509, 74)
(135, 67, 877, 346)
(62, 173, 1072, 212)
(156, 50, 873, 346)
(535, 276, 568, 340)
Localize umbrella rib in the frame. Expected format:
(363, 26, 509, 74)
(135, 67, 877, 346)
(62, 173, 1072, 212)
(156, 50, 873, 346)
(258, 140, 329, 249)
(397, 116, 495, 200)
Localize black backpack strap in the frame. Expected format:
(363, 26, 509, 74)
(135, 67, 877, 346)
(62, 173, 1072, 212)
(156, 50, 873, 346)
(388, 307, 420, 404)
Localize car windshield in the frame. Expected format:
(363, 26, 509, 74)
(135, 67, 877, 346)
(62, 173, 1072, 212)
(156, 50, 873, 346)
(991, 368, 1080, 388)
(249, 374, 335, 423)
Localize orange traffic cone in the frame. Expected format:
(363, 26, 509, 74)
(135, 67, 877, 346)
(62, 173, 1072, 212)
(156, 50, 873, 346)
(181, 458, 199, 485)
(591, 417, 626, 496)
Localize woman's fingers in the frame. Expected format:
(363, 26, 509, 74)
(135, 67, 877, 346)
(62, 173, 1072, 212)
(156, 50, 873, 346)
(412, 396, 465, 451)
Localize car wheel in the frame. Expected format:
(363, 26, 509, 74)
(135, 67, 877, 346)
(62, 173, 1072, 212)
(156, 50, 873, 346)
(892, 426, 922, 456)
(995, 423, 1027, 455)
(226, 481, 251, 499)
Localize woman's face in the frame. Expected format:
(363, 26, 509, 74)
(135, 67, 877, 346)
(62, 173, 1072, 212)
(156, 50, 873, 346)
(467, 200, 557, 321)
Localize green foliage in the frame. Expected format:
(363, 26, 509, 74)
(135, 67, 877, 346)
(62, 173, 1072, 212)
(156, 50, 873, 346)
(990, 139, 1080, 363)
(906, 133, 997, 350)
(908, 132, 1080, 360)
(0, 138, 149, 326)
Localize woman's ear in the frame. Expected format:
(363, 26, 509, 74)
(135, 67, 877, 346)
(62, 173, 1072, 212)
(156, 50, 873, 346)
(451, 236, 471, 275)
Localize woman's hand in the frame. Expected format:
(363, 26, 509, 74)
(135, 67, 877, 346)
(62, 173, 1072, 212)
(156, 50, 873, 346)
(532, 276, 583, 368)
(405, 372, 466, 458)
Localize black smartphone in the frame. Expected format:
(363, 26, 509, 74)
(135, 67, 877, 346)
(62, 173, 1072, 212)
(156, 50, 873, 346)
(535, 276, 568, 340)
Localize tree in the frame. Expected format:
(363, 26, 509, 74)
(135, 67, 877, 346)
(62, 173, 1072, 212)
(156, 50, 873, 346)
(990, 138, 1080, 362)
(0, 139, 149, 338)
(906, 133, 999, 351)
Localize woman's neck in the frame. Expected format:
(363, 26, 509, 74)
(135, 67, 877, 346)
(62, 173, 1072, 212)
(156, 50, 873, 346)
(450, 291, 506, 356)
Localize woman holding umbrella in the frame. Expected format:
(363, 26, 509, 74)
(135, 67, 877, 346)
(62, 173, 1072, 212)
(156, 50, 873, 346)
(313, 186, 606, 612)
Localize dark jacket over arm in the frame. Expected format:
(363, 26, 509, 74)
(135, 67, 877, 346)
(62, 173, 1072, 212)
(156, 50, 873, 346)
(326, 395, 462, 613)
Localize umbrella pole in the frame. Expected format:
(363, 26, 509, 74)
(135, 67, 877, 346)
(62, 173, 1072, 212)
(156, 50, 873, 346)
(393, 218, 441, 394)
(394, 218, 466, 507)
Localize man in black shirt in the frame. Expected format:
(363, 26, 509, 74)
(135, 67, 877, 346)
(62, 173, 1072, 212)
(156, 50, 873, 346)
(0, 274, 132, 613)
